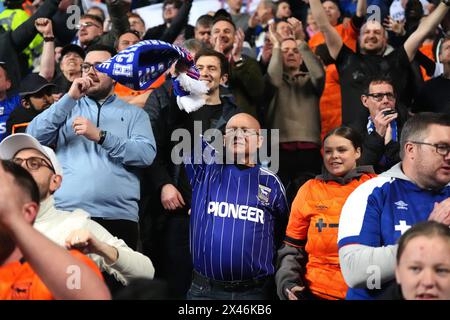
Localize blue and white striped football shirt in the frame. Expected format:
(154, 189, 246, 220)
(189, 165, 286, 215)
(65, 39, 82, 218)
(185, 140, 288, 281)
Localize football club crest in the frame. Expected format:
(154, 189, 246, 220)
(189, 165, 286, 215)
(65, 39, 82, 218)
(258, 185, 271, 205)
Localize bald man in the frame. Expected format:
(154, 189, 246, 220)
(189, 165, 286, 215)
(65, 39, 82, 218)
(184, 113, 288, 300)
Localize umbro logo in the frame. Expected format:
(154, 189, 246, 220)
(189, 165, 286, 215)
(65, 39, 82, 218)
(395, 200, 408, 210)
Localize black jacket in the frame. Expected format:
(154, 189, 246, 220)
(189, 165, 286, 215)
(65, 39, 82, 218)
(0, 0, 59, 90)
(143, 0, 194, 43)
(377, 281, 404, 300)
(359, 108, 408, 173)
(84, 0, 130, 50)
(143, 79, 241, 197)
(6, 105, 40, 135)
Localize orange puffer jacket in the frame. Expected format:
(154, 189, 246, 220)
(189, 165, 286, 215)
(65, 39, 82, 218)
(285, 171, 376, 299)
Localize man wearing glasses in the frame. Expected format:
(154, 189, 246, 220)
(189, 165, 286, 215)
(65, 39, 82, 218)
(142, 48, 240, 299)
(26, 44, 156, 250)
(337, 112, 450, 300)
(359, 76, 407, 173)
(309, 0, 450, 131)
(185, 113, 289, 300)
(0, 133, 155, 287)
(76, 0, 130, 50)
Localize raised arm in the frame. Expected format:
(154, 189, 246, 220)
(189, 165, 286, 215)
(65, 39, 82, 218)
(10, 0, 59, 52)
(108, 0, 130, 36)
(404, 2, 450, 62)
(35, 18, 55, 81)
(266, 23, 284, 88)
(160, 0, 193, 43)
(309, 0, 343, 60)
(356, 0, 367, 18)
(298, 40, 325, 94)
(101, 0, 130, 47)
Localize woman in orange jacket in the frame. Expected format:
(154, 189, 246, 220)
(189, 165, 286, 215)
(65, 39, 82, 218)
(275, 126, 377, 300)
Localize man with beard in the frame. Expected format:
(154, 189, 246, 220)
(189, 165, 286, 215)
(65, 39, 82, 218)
(309, 0, 450, 132)
(26, 45, 156, 250)
(0, 159, 111, 300)
(6, 73, 55, 135)
(338, 112, 450, 299)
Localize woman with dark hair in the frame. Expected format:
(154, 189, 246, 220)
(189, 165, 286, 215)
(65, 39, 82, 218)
(276, 126, 376, 300)
(380, 221, 450, 300)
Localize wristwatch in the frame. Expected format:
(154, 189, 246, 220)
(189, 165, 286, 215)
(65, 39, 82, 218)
(98, 130, 107, 145)
(234, 56, 244, 67)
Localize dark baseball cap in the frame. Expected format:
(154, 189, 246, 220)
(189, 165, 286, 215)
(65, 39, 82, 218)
(19, 73, 55, 97)
(61, 44, 86, 60)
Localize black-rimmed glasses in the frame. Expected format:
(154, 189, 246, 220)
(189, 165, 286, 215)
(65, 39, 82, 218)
(409, 141, 450, 157)
(365, 92, 396, 102)
(225, 128, 259, 137)
(81, 62, 101, 73)
(12, 157, 55, 172)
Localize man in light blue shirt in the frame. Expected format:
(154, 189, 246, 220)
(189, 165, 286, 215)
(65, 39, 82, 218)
(27, 44, 156, 249)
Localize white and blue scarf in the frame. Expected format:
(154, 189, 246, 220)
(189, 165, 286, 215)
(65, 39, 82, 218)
(96, 39, 208, 113)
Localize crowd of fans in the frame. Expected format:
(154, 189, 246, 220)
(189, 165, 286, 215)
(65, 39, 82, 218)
(0, 0, 449, 300)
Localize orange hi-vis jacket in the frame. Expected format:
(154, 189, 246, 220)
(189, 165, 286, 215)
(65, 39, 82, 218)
(0, 250, 102, 300)
(285, 172, 376, 299)
(114, 74, 166, 98)
(419, 42, 435, 82)
(309, 21, 359, 142)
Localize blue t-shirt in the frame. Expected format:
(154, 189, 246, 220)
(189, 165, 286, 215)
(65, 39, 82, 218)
(0, 94, 20, 141)
(185, 139, 288, 281)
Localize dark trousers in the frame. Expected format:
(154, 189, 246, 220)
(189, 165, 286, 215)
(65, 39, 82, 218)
(140, 204, 193, 300)
(162, 213, 193, 299)
(91, 218, 139, 250)
(90, 218, 139, 294)
(278, 148, 323, 205)
(187, 270, 275, 300)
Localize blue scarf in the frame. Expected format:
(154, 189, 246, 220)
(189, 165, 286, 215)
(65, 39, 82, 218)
(367, 116, 398, 168)
(367, 117, 398, 142)
(95, 39, 199, 91)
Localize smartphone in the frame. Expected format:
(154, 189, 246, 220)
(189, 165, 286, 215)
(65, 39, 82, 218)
(382, 109, 397, 116)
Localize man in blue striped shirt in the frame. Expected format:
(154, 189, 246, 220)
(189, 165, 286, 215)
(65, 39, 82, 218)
(185, 113, 288, 300)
